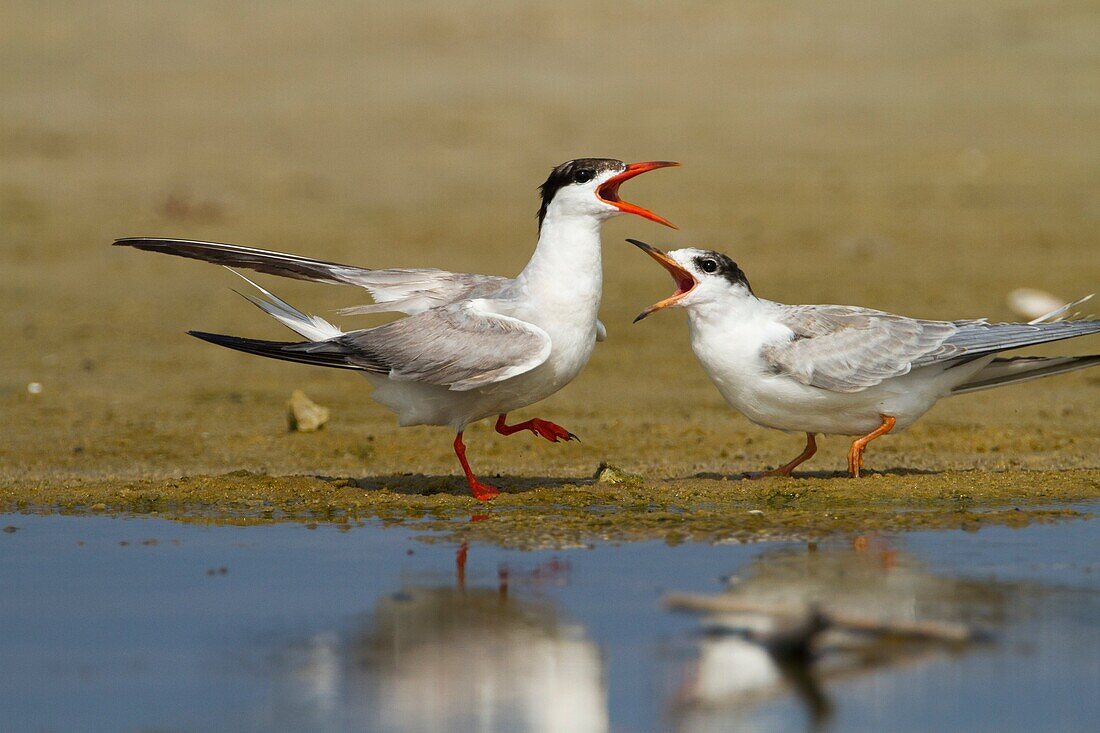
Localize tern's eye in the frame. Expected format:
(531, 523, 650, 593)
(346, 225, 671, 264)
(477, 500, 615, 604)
(700, 259, 718, 274)
(573, 169, 595, 184)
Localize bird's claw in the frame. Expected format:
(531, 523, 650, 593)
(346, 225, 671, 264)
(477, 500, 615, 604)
(528, 419, 579, 443)
(469, 481, 501, 501)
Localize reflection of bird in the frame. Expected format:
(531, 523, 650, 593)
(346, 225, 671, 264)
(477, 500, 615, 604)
(669, 544, 999, 733)
(271, 587, 608, 733)
(630, 240, 1100, 476)
(677, 609, 832, 731)
(115, 159, 676, 499)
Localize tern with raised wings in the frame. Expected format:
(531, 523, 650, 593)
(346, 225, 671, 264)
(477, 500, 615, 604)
(116, 159, 677, 499)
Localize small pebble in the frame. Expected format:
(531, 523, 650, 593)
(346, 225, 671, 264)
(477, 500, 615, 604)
(27, 382, 43, 395)
(287, 390, 330, 432)
(593, 462, 643, 485)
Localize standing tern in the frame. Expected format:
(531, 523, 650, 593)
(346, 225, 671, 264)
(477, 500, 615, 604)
(629, 239, 1099, 477)
(114, 158, 677, 500)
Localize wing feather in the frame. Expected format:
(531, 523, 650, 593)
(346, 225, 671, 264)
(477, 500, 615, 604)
(335, 301, 551, 390)
(337, 271, 511, 315)
(114, 237, 512, 315)
(190, 301, 551, 391)
(763, 304, 1100, 394)
(761, 306, 957, 393)
(918, 320, 1100, 366)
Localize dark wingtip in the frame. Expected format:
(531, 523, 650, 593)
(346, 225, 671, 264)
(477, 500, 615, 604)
(188, 330, 219, 342)
(188, 330, 240, 347)
(113, 237, 159, 249)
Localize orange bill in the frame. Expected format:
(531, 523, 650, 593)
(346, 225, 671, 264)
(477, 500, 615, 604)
(597, 161, 680, 228)
(628, 238, 697, 322)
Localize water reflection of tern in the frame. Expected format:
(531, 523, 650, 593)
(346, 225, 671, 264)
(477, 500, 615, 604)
(270, 567, 606, 733)
(669, 540, 1001, 732)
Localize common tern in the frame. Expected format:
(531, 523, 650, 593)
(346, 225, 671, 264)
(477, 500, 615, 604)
(114, 159, 677, 500)
(630, 239, 1099, 477)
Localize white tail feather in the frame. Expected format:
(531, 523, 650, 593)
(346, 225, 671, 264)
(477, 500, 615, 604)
(1028, 293, 1094, 325)
(227, 268, 342, 342)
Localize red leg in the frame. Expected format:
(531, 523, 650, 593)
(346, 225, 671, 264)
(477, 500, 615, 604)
(495, 413, 578, 443)
(456, 542, 468, 589)
(453, 432, 500, 501)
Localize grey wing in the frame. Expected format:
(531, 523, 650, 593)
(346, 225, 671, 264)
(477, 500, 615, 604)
(915, 319, 1100, 367)
(337, 271, 512, 316)
(114, 237, 375, 285)
(761, 305, 959, 393)
(336, 301, 552, 390)
(114, 237, 511, 315)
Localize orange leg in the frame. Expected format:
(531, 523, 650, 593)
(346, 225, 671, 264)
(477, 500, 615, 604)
(453, 432, 500, 501)
(846, 415, 896, 478)
(495, 413, 578, 443)
(748, 433, 817, 478)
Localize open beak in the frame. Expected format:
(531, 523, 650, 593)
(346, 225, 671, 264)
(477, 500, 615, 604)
(597, 161, 679, 228)
(628, 238, 697, 322)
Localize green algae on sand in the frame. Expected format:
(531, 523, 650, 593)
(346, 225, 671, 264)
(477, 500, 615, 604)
(3, 468, 1096, 549)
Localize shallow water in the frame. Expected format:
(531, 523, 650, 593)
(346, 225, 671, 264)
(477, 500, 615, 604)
(2, 510, 1098, 733)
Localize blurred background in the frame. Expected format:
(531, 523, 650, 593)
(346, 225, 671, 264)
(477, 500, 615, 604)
(2, 0, 1098, 483)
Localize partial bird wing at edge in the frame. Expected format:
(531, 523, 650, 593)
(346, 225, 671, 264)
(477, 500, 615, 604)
(761, 305, 959, 393)
(916, 318, 1100, 367)
(113, 237, 511, 315)
(763, 303, 1100, 393)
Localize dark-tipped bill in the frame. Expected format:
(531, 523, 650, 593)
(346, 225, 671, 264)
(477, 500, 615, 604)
(597, 162, 679, 228)
(628, 238, 697, 322)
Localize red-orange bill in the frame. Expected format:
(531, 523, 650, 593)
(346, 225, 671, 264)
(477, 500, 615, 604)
(628, 238, 697, 322)
(597, 161, 680, 228)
